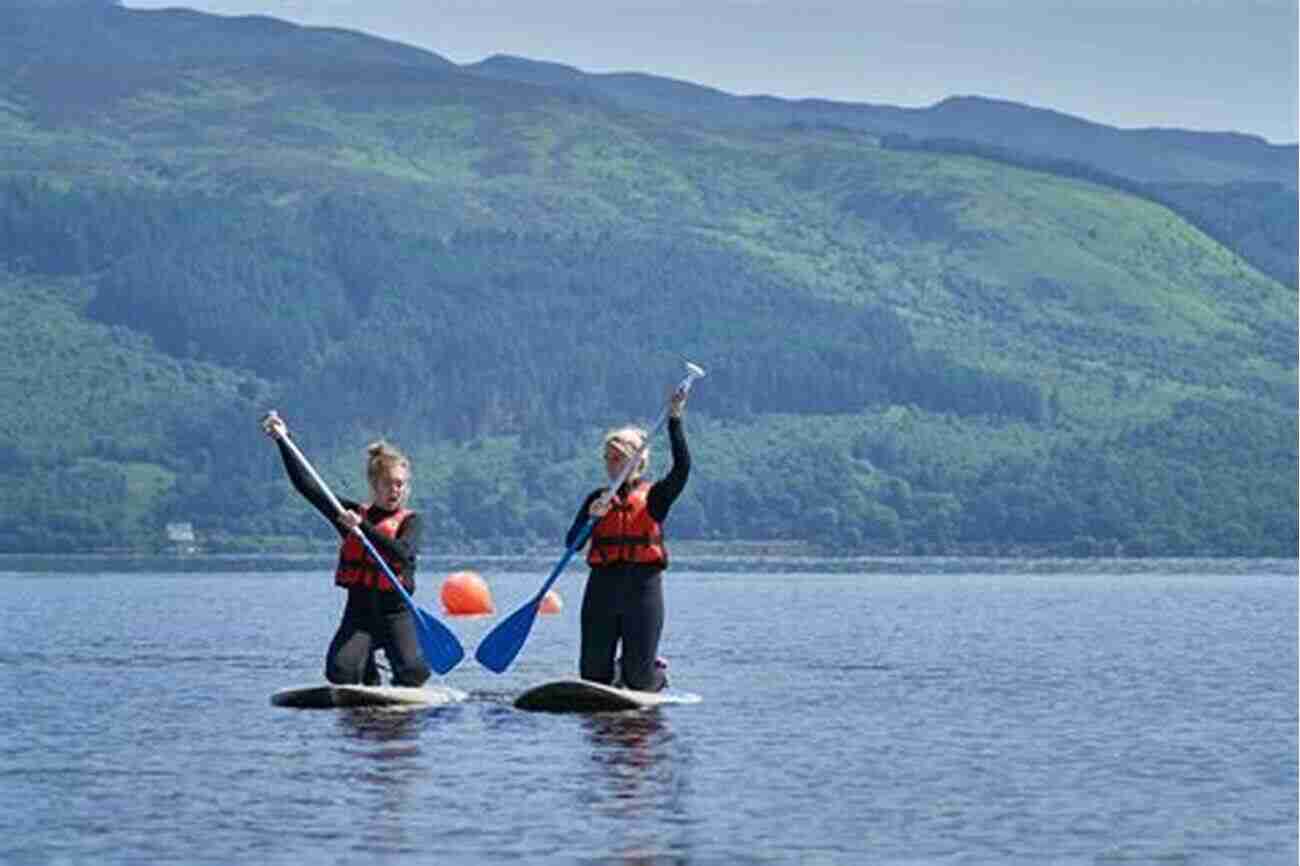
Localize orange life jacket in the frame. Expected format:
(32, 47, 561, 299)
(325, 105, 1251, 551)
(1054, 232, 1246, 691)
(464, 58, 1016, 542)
(587, 480, 668, 568)
(334, 506, 414, 592)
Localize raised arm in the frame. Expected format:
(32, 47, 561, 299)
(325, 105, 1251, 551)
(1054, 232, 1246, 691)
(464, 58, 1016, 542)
(647, 416, 690, 522)
(262, 412, 357, 529)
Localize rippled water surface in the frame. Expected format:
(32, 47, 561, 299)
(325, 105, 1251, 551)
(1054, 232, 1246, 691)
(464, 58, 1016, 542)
(1, 561, 1295, 864)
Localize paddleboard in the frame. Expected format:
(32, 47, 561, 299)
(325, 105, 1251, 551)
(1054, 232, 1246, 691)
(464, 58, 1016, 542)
(514, 678, 701, 713)
(271, 683, 467, 709)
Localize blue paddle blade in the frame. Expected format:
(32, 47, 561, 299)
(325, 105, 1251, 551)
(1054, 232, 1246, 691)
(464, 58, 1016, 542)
(477, 524, 588, 673)
(475, 599, 542, 673)
(416, 608, 465, 675)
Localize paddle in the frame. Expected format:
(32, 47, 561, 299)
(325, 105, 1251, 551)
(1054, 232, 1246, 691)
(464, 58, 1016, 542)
(475, 361, 706, 674)
(274, 429, 465, 676)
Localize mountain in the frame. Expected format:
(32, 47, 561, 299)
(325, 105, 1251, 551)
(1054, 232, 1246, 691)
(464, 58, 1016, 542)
(0, 2, 1294, 557)
(2, 0, 457, 70)
(466, 55, 1297, 188)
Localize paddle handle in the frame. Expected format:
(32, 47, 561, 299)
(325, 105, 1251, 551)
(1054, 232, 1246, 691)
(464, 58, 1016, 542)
(594, 361, 705, 511)
(272, 424, 351, 524)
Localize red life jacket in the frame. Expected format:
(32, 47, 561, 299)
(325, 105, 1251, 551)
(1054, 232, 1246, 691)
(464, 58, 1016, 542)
(587, 480, 668, 568)
(334, 505, 414, 592)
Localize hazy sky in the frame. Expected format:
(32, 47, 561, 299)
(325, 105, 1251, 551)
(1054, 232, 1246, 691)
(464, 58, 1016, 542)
(124, 0, 1298, 143)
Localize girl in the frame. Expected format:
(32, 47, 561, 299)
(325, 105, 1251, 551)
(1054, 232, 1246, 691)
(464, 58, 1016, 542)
(565, 389, 691, 692)
(262, 412, 430, 687)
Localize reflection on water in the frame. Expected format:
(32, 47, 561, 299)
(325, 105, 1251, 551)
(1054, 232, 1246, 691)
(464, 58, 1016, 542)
(335, 706, 425, 750)
(329, 708, 433, 856)
(583, 712, 668, 801)
(582, 711, 697, 865)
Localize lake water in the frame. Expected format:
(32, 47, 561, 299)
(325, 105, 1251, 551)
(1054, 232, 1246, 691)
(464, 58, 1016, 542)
(1, 559, 1295, 865)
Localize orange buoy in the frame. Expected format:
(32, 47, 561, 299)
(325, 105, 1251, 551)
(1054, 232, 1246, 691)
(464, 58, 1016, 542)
(540, 589, 563, 615)
(440, 570, 494, 616)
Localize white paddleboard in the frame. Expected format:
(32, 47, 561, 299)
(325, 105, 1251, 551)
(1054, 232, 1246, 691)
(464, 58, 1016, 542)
(514, 678, 701, 713)
(271, 683, 467, 709)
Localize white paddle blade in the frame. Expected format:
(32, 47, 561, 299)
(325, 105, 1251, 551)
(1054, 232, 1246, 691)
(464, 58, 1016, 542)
(684, 361, 706, 380)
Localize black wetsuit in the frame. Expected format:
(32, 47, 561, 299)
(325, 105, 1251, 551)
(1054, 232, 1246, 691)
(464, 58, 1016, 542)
(274, 439, 431, 688)
(565, 417, 690, 692)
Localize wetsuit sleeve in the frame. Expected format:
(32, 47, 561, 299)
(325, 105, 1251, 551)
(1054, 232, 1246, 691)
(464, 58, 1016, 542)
(647, 417, 690, 523)
(565, 489, 603, 549)
(360, 512, 421, 584)
(275, 438, 346, 527)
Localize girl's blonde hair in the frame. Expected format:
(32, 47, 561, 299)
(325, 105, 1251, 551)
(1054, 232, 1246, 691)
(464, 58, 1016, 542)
(365, 439, 411, 501)
(602, 426, 649, 479)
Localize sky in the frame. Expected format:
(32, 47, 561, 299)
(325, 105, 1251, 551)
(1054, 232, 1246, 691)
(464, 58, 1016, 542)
(123, 0, 1298, 144)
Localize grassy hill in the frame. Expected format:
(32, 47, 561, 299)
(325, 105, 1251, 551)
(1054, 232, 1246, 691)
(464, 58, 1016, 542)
(0, 0, 1294, 556)
(465, 55, 1297, 188)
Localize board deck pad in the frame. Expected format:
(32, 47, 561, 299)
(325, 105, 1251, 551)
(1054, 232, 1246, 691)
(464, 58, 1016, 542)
(271, 683, 467, 709)
(514, 678, 701, 713)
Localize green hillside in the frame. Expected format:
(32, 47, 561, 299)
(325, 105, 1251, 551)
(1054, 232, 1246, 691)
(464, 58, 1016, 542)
(0, 0, 1294, 556)
(466, 55, 1297, 188)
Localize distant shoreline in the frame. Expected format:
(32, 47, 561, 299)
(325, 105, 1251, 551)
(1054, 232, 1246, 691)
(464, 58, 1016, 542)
(1, 551, 1295, 576)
